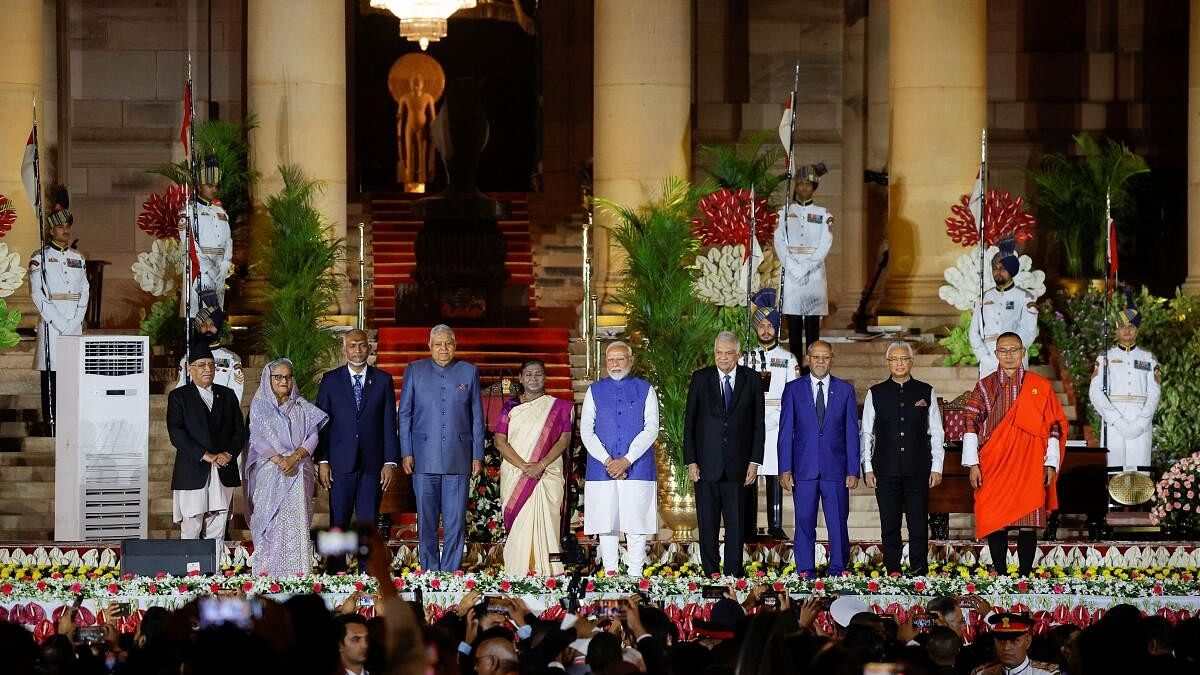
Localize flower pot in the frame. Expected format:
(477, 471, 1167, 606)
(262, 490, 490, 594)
(655, 443, 697, 541)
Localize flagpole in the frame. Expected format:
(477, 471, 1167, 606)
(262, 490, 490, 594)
(745, 187, 757, 352)
(182, 54, 199, 381)
(31, 98, 54, 434)
(977, 129, 988, 340)
(1101, 189, 1112, 449)
(777, 61, 800, 316)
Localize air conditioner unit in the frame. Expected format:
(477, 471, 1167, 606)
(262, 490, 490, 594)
(55, 335, 150, 541)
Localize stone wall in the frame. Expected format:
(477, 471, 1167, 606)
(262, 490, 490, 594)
(59, 0, 243, 328)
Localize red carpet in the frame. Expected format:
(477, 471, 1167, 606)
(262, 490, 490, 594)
(369, 193, 535, 326)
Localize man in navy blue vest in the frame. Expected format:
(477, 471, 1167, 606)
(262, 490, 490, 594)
(398, 324, 484, 571)
(580, 341, 660, 577)
(860, 341, 945, 576)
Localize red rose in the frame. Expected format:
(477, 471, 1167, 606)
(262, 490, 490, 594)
(108, 583, 119, 595)
(155, 572, 167, 580)
(465, 579, 476, 590)
(354, 581, 365, 591)
(914, 581, 926, 592)
(735, 579, 748, 590)
(755, 570, 766, 578)
(638, 579, 650, 590)
(500, 581, 511, 592)
(177, 584, 188, 593)
(51, 572, 62, 579)
(242, 582, 254, 592)
(546, 578, 558, 590)
(224, 570, 235, 577)
(1052, 584, 1064, 594)
(813, 580, 825, 590)
(430, 579, 442, 590)
(477, 486, 486, 495)
(70, 583, 82, 594)
(587, 581, 597, 592)
(36, 581, 47, 592)
(0, 583, 11, 596)
(1017, 581, 1029, 592)
(965, 583, 977, 593)
(393, 577, 405, 590)
(772, 582, 785, 592)
(889, 571, 901, 578)
(269, 583, 281, 593)
(147, 583, 158, 594)
(312, 582, 324, 593)
(121, 573, 133, 581)
(1154, 584, 1164, 596)
(867, 581, 880, 592)
(711, 572, 721, 580)
(687, 582, 698, 592)
(454, 570, 464, 577)
(487, 520, 498, 529)
(209, 584, 220, 593)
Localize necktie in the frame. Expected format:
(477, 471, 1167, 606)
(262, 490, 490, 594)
(815, 381, 826, 427)
(353, 373, 364, 412)
(723, 374, 733, 410)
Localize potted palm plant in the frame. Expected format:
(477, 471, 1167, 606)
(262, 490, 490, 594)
(596, 179, 720, 540)
(1027, 133, 1148, 283)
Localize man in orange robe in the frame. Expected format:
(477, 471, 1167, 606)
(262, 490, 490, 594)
(962, 332, 1068, 576)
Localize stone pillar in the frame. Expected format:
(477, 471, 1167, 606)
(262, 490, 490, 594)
(246, 0, 348, 313)
(0, 0, 43, 316)
(593, 0, 692, 316)
(1187, 0, 1200, 294)
(882, 0, 986, 316)
(839, 13, 867, 326)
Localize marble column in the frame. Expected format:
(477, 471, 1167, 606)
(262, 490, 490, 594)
(1187, 0, 1200, 294)
(839, 13, 867, 326)
(883, 0, 986, 316)
(246, 0, 348, 313)
(0, 0, 43, 317)
(593, 0, 692, 317)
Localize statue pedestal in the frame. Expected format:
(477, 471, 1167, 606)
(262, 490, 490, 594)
(393, 196, 530, 327)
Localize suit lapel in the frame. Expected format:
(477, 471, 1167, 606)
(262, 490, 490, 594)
(728, 366, 747, 413)
(820, 377, 836, 430)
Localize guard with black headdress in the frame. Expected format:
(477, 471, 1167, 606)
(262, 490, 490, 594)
(28, 187, 88, 432)
(1089, 294, 1159, 495)
(773, 162, 833, 362)
(179, 155, 233, 317)
(740, 287, 798, 540)
(969, 236, 1038, 378)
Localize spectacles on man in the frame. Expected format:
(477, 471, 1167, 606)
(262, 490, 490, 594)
(886, 356, 913, 363)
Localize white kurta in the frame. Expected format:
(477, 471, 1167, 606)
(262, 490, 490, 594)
(774, 201, 833, 316)
(176, 347, 245, 403)
(179, 199, 233, 313)
(969, 284, 1038, 378)
(1089, 345, 1160, 469)
(579, 385, 659, 535)
(741, 344, 799, 475)
(29, 245, 89, 371)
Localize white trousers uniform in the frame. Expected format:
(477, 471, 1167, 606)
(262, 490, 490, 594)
(1089, 346, 1159, 470)
(742, 345, 799, 475)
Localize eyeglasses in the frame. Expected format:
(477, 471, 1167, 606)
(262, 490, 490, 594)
(995, 347, 1025, 355)
(271, 374, 294, 381)
(189, 362, 216, 371)
(886, 357, 913, 363)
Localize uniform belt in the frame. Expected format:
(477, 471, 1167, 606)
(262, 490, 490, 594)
(199, 246, 225, 255)
(1109, 395, 1147, 403)
(765, 400, 781, 407)
(49, 293, 81, 301)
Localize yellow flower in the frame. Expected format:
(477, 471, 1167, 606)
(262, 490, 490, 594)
(644, 569, 654, 578)
(597, 569, 607, 578)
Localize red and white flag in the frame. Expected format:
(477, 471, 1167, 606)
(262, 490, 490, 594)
(180, 81, 192, 153)
(1107, 218, 1119, 293)
(778, 94, 794, 170)
(20, 130, 38, 210)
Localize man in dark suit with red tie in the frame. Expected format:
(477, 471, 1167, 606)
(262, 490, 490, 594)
(314, 329, 400, 531)
(684, 331, 765, 577)
(779, 339, 860, 578)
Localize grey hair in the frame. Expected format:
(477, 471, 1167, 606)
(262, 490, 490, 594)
(605, 340, 633, 356)
(714, 331, 740, 351)
(429, 324, 456, 343)
(268, 358, 295, 374)
(884, 341, 914, 361)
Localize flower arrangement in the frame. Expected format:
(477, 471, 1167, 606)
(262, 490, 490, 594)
(691, 188, 778, 249)
(944, 189, 1036, 248)
(135, 185, 188, 240)
(1150, 452, 1200, 531)
(0, 193, 16, 238)
(466, 438, 505, 543)
(0, 242, 24, 351)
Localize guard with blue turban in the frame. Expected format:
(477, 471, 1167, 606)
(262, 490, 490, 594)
(741, 288, 799, 540)
(1088, 295, 1159, 490)
(968, 237, 1038, 378)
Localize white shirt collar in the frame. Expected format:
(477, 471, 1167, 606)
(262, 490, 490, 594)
(716, 367, 736, 390)
(1004, 657, 1030, 674)
(810, 374, 830, 398)
(347, 364, 368, 382)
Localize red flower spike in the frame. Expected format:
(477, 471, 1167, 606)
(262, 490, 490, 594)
(354, 581, 365, 591)
(914, 581, 926, 592)
(107, 583, 119, 595)
(0, 583, 11, 596)
(0, 194, 17, 238)
(691, 188, 780, 251)
(137, 185, 189, 240)
(587, 581, 597, 592)
(965, 583, 977, 593)
(944, 189, 1036, 249)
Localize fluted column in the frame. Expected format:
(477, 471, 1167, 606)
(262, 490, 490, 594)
(246, 0, 348, 313)
(0, 0, 43, 318)
(882, 0, 986, 316)
(593, 0, 693, 317)
(1186, 0, 1200, 294)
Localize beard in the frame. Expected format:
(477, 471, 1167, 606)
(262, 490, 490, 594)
(608, 369, 628, 381)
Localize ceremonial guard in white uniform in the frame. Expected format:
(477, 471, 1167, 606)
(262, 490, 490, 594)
(29, 194, 89, 431)
(179, 156, 233, 317)
(176, 314, 244, 404)
(740, 288, 798, 540)
(969, 238, 1038, 378)
(580, 341, 659, 577)
(774, 163, 833, 362)
(1089, 299, 1159, 487)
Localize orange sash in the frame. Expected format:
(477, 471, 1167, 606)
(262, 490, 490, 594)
(974, 372, 1068, 539)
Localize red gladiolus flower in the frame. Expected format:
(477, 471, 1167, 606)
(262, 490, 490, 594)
(1154, 584, 1164, 596)
(1017, 581, 1029, 592)
(36, 581, 47, 592)
(1053, 585, 1064, 594)
(772, 582, 785, 592)
(500, 581, 512, 592)
(393, 578, 405, 590)
(687, 582, 698, 592)
(587, 581, 597, 592)
(465, 579, 476, 590)
(944, 189, 1036, 248)
(354, 581, 366, 591)
(177, 584, 189, 594)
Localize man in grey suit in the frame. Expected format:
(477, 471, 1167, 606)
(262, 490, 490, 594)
(398, 324, 484, 571)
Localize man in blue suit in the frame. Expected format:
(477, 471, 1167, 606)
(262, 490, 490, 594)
(398, 324, 484, 571)
(778, 339, 860, 578)
(315, 329, 400, 531)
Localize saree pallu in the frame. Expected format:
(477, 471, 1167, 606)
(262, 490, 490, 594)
(498, 395, 573, 576)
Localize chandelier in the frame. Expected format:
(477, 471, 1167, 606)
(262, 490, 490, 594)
(370, 0, 478, 50)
